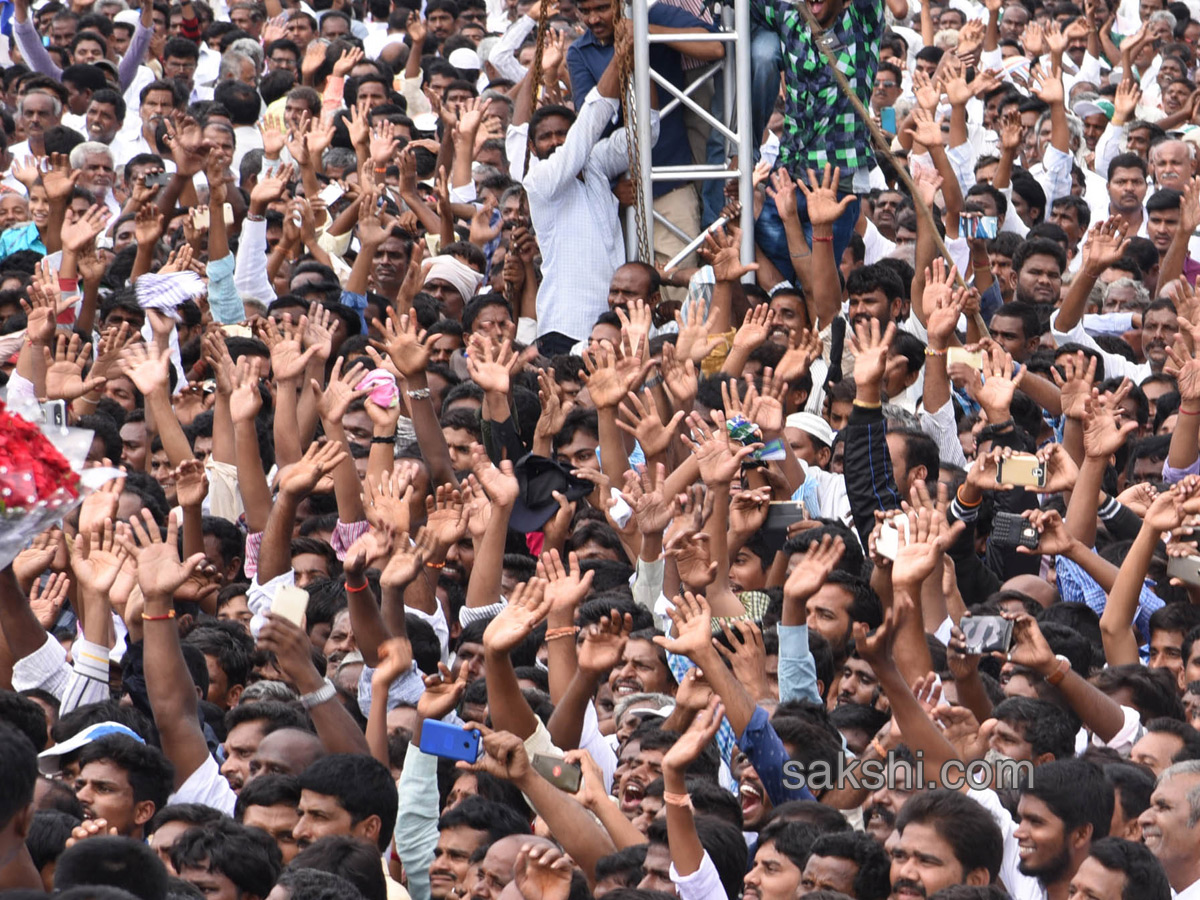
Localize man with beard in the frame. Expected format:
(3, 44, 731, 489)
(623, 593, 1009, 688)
(871, 191, 907, 242)
(1138, 761, 1200, 897)
(218, 702, 312, 795)
(1009, 238, 1067, 308)
(968, 758, 1114, 900)
(846, 264, 906, 336)
(369, 229, 413, 300)
(1068, 838, 1171, 900)
(1105, 154, 1150, 235)
(890, 790, 1004, 899)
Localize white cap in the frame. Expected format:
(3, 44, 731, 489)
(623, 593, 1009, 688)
(785, 412, 834, 449)
(447, 48, 482, 71)
(114, 9, 141, 25)
(38, 721, 145, 775)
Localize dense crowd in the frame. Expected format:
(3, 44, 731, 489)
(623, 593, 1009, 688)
(6, 0, 1200, 898)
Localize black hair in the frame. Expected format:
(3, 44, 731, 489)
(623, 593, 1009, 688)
(26, 807, 80, 872)
(808, 831, 892, 900)
(436, 794, 531, 844)
(169, 819, 282, 898)
(895, 790, 1004, 882)
(1109, 152, 1150, 180)
(1023, 757, 1113, 843)
(276, 867, 367, 900)
(234, 773, 303, 820)
(992, 696, 1079, 760)
(648, 816, 747, 899)
(290, 836, 388, 900)
(297, 754, 399, 851)
(595, 844, 648, 888)
(148, 803, 225, 835)
(54, 836, 170, 900)
(77, 735, 174, 818)
(184, 621, 255, 691)
(0, 690, 48, 751)
(755, 818, 821, 868)
(845, 263, 905, 304)
(224, 699, 312, 737)
(1013, 237, 1067, 276)
(1087, 836, 1172, 900)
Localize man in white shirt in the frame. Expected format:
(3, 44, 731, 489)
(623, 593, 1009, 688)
(514, 19, 658, 355)
(1139, 760, 1200, 900)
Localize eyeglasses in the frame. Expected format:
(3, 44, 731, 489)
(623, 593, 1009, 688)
(876, 80, 898, 89)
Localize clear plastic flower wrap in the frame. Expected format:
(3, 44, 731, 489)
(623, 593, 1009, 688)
(0, 400, 90, 569)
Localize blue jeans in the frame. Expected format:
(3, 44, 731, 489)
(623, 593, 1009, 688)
(751, 26, 782, 162)
(755, 179, 861, 284)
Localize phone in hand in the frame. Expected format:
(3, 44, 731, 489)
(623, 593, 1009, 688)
(762, 501, 807, 554)
(271, 585, 309, 626)
(531, 754, 581, 792)
(876, 516, 910, 561)
(420, 720, 481, 763)
(880, 107, 897, 133)
(143, 172, 171, 188)
(959, 615, 1014, 654)
(1167, 554, 1200, 588)
(990, 510, 1041, 550)
(946, 347, 983, 369)
(996, 454, 1046, 488)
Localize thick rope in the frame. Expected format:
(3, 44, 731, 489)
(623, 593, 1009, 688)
(791, 1, 990, 338)
(523, 0, 553, 175)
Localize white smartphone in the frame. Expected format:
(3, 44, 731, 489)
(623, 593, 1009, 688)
(876, 516, 910, 561)
(318, 182, 345, 206)
(271, 584, 309, 626)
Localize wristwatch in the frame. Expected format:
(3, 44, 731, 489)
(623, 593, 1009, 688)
(299, 678, 337, 709)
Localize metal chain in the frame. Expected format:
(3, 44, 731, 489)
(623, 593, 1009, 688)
(614, 0, 651, 262)
(523, 1, 553, 174)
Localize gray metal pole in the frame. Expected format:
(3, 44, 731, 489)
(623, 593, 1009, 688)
(735, 0, 754, 279)
(632, 0, 654, 262)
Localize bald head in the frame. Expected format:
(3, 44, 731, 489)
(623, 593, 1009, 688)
(1002, 575, 1056, 609)
(249, 728, 325, 783)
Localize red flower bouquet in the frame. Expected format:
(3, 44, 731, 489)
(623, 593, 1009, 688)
(0, 401, 82, 567)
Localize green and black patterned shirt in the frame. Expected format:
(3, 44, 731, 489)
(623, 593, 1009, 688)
(751, 0, 884, 178)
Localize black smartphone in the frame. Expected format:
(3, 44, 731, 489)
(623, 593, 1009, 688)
(991, 511, 1040, 551)
(762, 501, 807, 554)
(531, 754, 581, 793)
(959, 615, 1014, 654)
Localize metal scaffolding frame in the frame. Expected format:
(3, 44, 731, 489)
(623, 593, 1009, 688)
(624, 0, 756, 275)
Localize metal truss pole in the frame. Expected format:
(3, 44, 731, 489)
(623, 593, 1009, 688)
(625, 0, 757, 279)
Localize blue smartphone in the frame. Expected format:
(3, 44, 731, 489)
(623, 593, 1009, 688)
(880, 107, 897, 133)
(420, 720, 481, 763)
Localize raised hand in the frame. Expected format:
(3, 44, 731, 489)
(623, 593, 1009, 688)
(71, 519, 129, 598)
(310, 356, 369, 423)
(173, 458, 209, 508)
(908, 107, 945, 147)
(539, 549, 594, 617)
(681, 410, 760, 486)
(767, 168, 799, 222)
(576, 608, 634, 676)
(582, 338, 650, 409)
(783, 533, 846, 603)
(278, 440, 349, 500)
(654, 590, 715, 662)
(376, 309, 435, 378)
(44, 333, 106, 401)
(1019, 508, 1077, 556)
(620, 463, 680, 535)
(892, 507, 956, 591)
(850, 318, 896, 394)
(662, 695, 725, 773)
(796, 164, 855, 229)
(513, 844, 573, 900)
(1052, 350, 1097, 420)
(365, 462, 418, 534)
(1081, 217, 1131, 275)
(61, 204, 112, 255)
(715, 620, 772, 701)
(704, 224, 758, 283)
(1082, 394, 1137, 460)
(118, 508, 208, 602)
(469, 444, 520, 507)
(974, 344, 1024, 421)
(418, 662, 467, 721)
(484, 577, 552, 654)
(424, 485, 469, 549)
(119, 342, 171, 397)
(619, 393, 686, 460)
(466, 335, 515, 395)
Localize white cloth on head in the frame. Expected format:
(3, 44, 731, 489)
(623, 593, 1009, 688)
(423, 255, 484, 306)
(135, 271, 207, 315)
